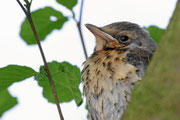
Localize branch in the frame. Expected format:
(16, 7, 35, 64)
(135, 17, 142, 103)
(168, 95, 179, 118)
(16, 0, 64, 120)
(73, 0, 88, 59)
(16, 0, 27, 15)
(123, 1, 180, 119)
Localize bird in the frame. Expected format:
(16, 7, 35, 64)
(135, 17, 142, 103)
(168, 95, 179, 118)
(82, 22, 157, 120)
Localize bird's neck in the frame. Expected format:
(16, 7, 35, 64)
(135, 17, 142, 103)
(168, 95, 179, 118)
(82, 48, 152, 120)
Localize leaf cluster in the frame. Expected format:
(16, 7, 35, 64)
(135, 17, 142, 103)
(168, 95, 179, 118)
(0, 0, 83, 118)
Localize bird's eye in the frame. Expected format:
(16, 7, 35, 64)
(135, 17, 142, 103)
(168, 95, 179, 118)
(119, 36, 129, 42)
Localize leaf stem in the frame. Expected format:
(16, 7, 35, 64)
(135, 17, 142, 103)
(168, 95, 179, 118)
(16, 0, 64, 120)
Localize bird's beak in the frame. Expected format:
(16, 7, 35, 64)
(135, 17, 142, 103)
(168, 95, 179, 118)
(85, 24, 114, 41)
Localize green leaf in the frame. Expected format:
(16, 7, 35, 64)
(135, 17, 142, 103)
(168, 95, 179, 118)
(35, 61, 82, 106)
(0, 89, 18, 118)
(0, 65, 36, 117)
(34, 66, 46, 81)
(145, 25, 165, 43)
(56, 0, 77, 10)
(20, 7, 68, 45)
(0, 65, 37, 91)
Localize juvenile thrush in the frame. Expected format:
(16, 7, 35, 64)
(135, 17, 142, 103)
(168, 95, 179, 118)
(82, 22, 157, 120)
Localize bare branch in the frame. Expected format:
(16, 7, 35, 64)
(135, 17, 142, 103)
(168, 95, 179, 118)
(77, 22, 88, 59)
(72, 0, 88, 59)
(16, 0, 27, 15)
(79, 0, 84, 25)
(16, 1, 64, 120)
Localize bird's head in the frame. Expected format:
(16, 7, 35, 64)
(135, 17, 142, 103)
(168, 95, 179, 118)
(85, 22, 157, 53)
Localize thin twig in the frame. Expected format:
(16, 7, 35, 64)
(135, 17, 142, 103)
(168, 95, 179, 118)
(77, 22, 88, 59)
(16, 0, 27, 15)
(27, 13, 64, 120)
(79, 0, 84, 24)
(73, 0, 88, 59)
(16, 0, 64, 120)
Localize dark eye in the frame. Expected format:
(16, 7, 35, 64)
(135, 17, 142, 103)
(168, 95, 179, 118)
(119, 36, 129, 42)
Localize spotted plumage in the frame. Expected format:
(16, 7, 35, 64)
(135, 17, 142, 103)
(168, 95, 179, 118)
(82, 22, 157, 120)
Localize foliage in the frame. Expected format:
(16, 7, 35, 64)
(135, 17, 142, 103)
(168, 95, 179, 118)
(0, 65, 37, 117)
(0, 63, 82, 117)
(0, 0, 83, 118)
(0, 89, 18, 117)
(35, 61, 82, 106)
(0, 65, 37, 91)
(20, 7, 68, 45)
(145, 25, 165, 43)
(56, 0, 77, 10)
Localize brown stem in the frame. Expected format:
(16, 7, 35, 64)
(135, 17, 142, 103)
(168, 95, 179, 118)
(79, 0, 84, 23)
(16, 0, 64, 120)
(74, 0, 88, 59)
(77, 22, 88, 59)
(16, 0, 27, 15)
